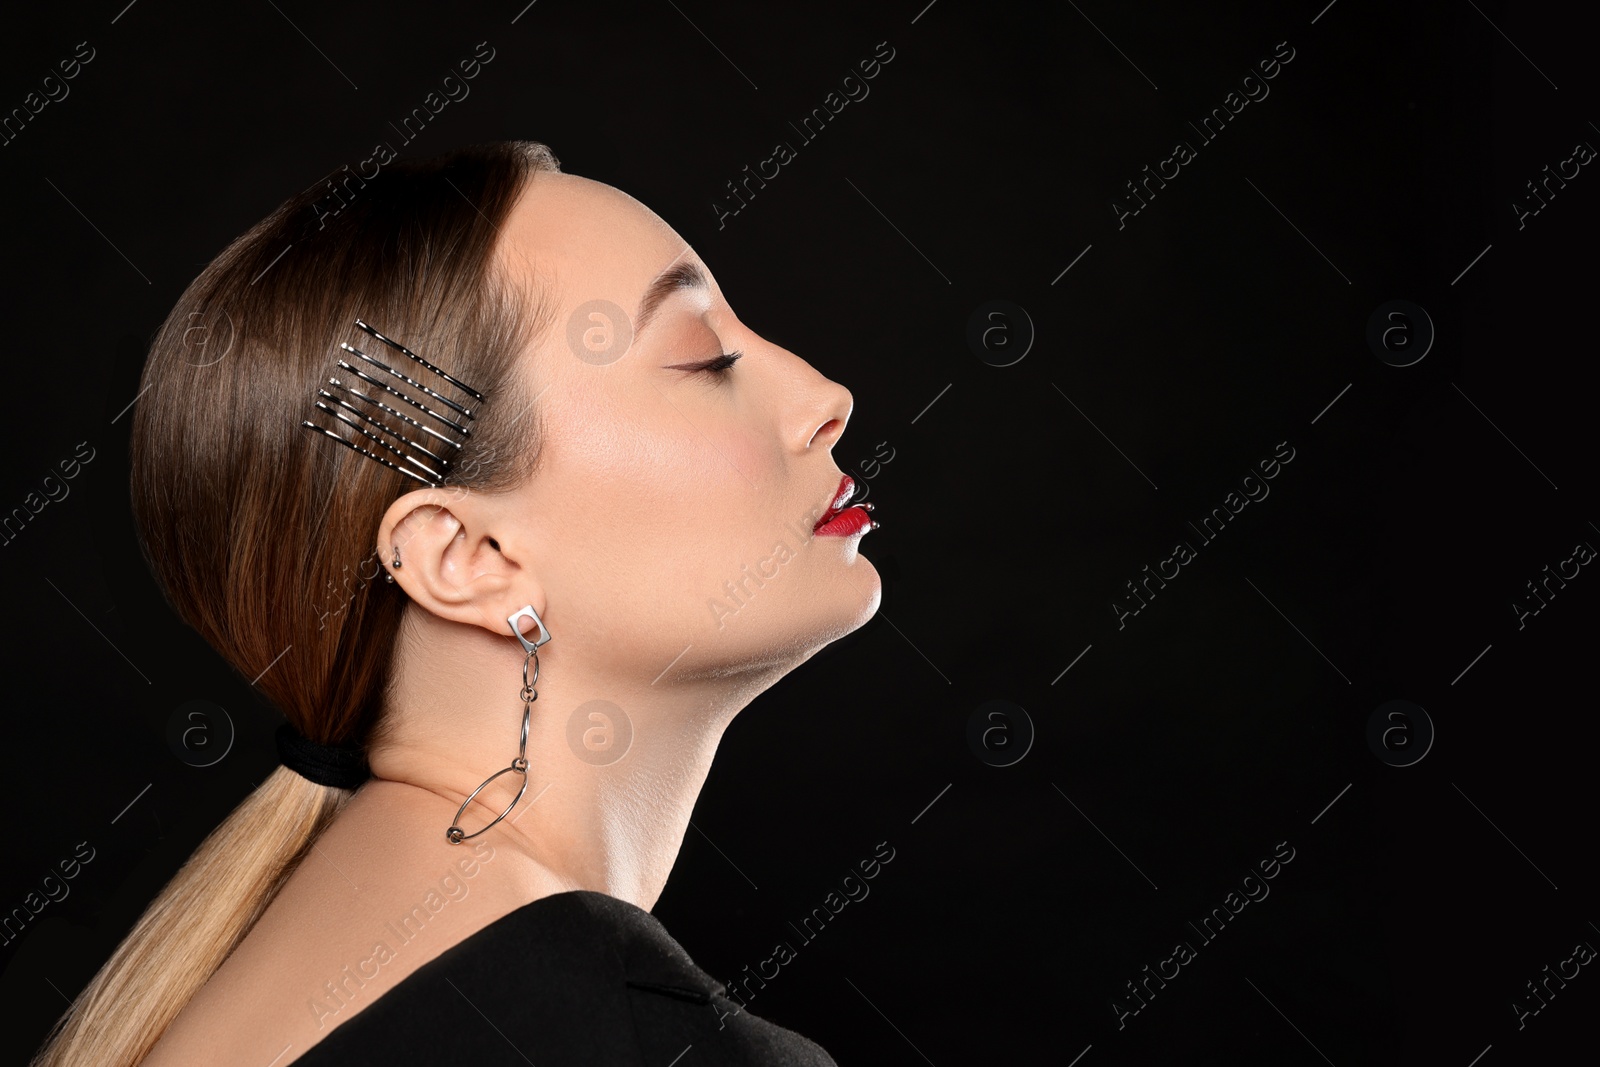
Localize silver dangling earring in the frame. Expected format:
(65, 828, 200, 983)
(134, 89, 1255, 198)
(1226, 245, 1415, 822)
(446, 604, 552, 844)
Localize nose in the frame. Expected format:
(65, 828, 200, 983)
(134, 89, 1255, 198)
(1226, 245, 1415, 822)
(805, 377, 853, 451)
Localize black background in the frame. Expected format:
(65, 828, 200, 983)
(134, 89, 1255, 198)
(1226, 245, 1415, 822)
(2, 1, 1595, 1064)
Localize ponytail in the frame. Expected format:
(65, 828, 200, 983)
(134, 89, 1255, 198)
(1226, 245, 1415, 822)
(31, 770, 347, 1066)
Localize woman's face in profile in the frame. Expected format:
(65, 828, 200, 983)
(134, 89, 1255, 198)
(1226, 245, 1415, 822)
(488, 173, 881, 679)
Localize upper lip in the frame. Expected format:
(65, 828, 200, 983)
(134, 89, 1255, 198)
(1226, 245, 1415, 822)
(813, 474, 856, 530)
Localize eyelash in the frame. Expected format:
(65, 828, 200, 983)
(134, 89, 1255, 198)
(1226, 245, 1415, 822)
(695, 350, 743, 378)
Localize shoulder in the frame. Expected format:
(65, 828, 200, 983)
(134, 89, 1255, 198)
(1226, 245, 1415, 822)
(289, 890, 841, 1066)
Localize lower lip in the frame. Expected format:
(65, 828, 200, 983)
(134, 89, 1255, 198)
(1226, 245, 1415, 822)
(814, 506, 873, 537)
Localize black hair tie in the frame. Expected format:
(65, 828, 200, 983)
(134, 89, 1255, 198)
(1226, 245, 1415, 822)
(275, 723, 371, 790)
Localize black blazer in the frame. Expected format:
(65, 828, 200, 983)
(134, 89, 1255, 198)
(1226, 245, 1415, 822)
(287, 889, 839, 1066)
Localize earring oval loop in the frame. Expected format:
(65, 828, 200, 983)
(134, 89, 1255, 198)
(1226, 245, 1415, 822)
(521, 648, 540, 701)
(518, 676, 533, 753)
(446, 764, 530, 844)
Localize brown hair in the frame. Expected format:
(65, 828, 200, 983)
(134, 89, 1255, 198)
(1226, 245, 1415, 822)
(30, 139, 562, 1066)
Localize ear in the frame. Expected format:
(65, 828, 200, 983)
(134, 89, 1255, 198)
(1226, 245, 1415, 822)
(376, 487, 545, 642)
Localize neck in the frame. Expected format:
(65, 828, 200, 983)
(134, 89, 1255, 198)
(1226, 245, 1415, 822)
(360, 611, 795, 911)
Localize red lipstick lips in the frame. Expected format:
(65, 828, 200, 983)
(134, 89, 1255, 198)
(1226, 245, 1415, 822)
(813, 474, 877, 538)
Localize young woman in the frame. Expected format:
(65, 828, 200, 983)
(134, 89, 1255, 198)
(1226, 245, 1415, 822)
(32, 140, 881, 1066)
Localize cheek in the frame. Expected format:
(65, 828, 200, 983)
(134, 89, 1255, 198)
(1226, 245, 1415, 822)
(537, 386, 838, 653)
(548, 389, 773, 568)
(609, 381, 773, 505)
(682, 415, 788, 546)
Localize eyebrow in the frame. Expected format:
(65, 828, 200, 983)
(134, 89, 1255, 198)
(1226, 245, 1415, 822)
(634, 259, 709, 342)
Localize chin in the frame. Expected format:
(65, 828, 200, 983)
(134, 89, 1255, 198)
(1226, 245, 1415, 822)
(830, 558, 883, 637)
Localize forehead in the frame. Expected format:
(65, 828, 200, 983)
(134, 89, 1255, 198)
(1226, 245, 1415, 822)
(495, 173, 693, 329)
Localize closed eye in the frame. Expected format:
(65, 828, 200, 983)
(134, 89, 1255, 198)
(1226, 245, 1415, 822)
(685, 350, 743, 378)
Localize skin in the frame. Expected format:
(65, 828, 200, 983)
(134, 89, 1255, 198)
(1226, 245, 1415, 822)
(142, 172, 881, 1066)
